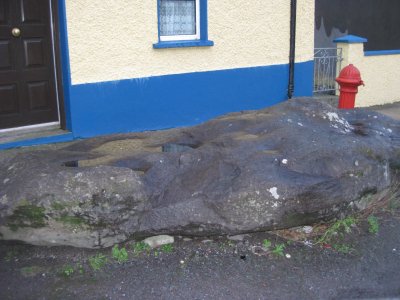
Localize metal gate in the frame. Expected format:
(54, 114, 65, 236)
(313, 48, 343, 94)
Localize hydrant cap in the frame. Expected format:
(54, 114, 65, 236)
(338, 64, 362, 81)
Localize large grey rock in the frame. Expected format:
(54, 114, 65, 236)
(1, 98, 399, 248)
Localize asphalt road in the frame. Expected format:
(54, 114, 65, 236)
(0, 207, 399, 300)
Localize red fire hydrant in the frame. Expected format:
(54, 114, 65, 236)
(335, 64, 364, 109)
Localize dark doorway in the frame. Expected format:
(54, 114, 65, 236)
(0, 0, 60, 130)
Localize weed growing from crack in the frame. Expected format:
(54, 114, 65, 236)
(160, 244, 174, 253)
(112, 245, 128, 264)
(131, 241, 151, 256)
(60, 263, 85, 277)
(60, 265, 74, 277)
(219, 240, 235, 249)
(367, 216, 379, 234)
(77, 263, 84, 274)
(272, 243, 285, 257)
(333, 243, 354, 254)
(259, 239, 287, 257)
(315, 216, 359, 255)
(317, 216, 357, 245)
(4, 249, 18, 262)
(89, 253, 108, 271)
(262, 239, 272, 250)
(20, 266, 44, 277)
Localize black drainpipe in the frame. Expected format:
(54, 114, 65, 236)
(288, 0, 297, 99)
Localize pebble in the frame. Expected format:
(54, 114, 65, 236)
(143, 235, 174, 248)
(227, 234, 247, 241)
(201, 239, 213, 244)
(285, 254, 291, 259)
(303, 240, 313, 247)
(302, 226, 313, 234)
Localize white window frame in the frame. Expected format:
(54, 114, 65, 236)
(159, 0, 200, 42)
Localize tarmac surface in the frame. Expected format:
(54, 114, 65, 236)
(368, 102, 400, 121)
(0, 100, 399, 300)
(0, 207, 399, 300)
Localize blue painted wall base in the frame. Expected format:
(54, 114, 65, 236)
(69, 61, 313, 138)
(0, 132, 74, 150)
(0, 61, 313, 149)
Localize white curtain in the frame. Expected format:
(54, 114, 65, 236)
(160, 0, 196, 36)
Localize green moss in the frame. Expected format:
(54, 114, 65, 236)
(56, 214, 88, 229)
(58, 215, 85, 225)
(7, 205, 47, 231)
(51, 202, 66, 211)
(51, 200, 82, 211)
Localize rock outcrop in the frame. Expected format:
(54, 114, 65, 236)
(1, 98, 399, 248)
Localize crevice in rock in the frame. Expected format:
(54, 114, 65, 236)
(62, 160, 79, 167)
(351, 122, 368, 136)
(162, 143, 200, 153)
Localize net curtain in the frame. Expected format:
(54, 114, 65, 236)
(160, 0, 196, 36)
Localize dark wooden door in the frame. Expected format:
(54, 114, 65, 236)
(0, 0, 59, 130)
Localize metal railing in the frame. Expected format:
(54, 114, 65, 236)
(313, 48, 343, 94)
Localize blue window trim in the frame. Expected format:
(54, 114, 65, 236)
(153, 39, 213, 49)
(364, 49, 400, 56)
(153, 0, 213, 49)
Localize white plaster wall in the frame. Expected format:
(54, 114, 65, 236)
(337, 43, 400, 107)
(65, 0, 314, 85)
(295, 0, 315, 63)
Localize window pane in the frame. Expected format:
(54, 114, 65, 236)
(160, 0, 196, 36)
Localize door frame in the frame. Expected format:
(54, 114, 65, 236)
(50, 0, 67, 130)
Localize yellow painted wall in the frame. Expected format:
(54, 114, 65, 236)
(65, 0, 314, 85)
(337, 42, 400, 106)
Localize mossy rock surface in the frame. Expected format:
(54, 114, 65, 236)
(7, 205, 47, 232)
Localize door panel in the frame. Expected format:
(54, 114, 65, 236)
(24, 39, 45, 67)
(0, 0, 59, 130)
(21, 0, 42, 24)
(0, 41, 12, 69)
(27, 81, 49, 110)
(0, 84, 18, 114)
(0, 0, 8, 25)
